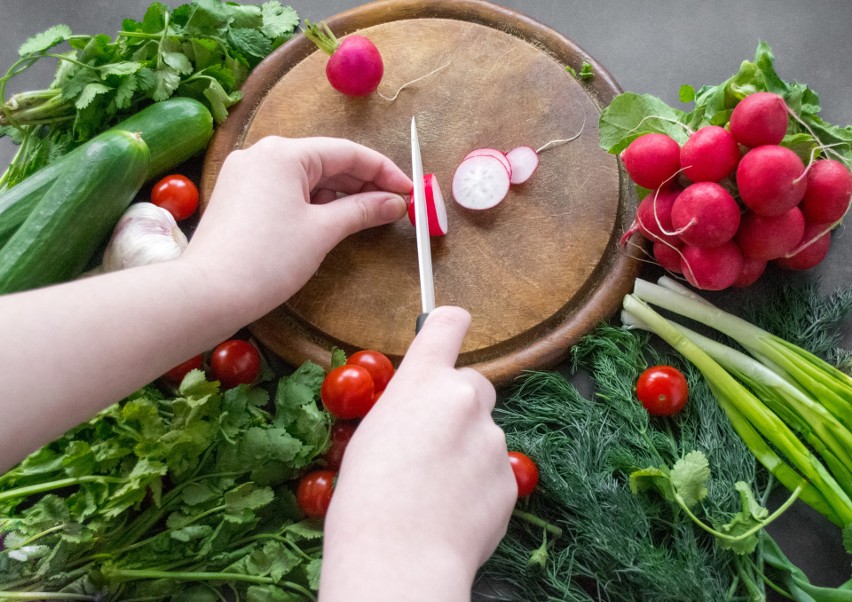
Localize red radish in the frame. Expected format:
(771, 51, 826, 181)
(653, 239, 683, 274)
(621, 133, 681, 189)
(635, 186, 681, 245)
(452, 154, 511, 210)
(736, 145, 807, 216)
(801, 159, 852, 224)
(303, 20, 383, 97)
(735, 207, 805, 260)
(680, 126, 741, 182)
(730, 92, 789, 148)
(681, 241, 744, 291)
(464, 148, 512, 178)
(776, 223, 832, 270)
(732, 255, 768, 288)
(505, 146, 540, 184)
(670, 182, 741, 248)
(408, 173, 448, 236)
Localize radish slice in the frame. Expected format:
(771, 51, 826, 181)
(408, 173, 449, 236)
(452, 154, 511, 210)
(506, 146, 539, 184)
(463, 148, 512, 178)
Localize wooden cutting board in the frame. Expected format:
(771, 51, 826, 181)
(200, 0, 640, 386)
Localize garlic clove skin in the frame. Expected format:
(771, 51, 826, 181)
(101, 202, 189, 273)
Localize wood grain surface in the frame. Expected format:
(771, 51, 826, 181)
(201, 0, 640, 385)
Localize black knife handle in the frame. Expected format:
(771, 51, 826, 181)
(415, 312, 430, 334)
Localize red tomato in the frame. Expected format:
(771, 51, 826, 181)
(210, 339, 261, 389)
(321, 365, 375, 420)
(346, 350, 395, 392)
(636, 365, 689, 416)
(508, 451, 539, 498)
(160, 353, 204, 388)
(324, 421, 358, 470)
(151, 174, 199, 221)
(296, 470, 336, 519)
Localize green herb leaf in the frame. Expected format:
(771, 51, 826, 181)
(330, 347, 347, 370)
(261, 2, 300, 40)
(598, 92, 690, 153)
(18, 24, 72, 56)
(75, 82, 112, 110)
(670, 451, 710, 508)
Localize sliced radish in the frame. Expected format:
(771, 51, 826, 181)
(408, 173, 448, 236)
(463, 148, 512, 178)
(452, 155, 511, 210)
(506, 146, 540, 184)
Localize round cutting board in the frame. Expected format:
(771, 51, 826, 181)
(201, 0, 640, 386)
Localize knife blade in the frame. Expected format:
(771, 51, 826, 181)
(411, 116, 435, 333)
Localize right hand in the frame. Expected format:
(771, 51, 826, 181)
(319, 306, 517, 601)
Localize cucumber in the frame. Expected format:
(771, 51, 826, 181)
(0, 97, 213, 246)
(0, 130, 150, 294)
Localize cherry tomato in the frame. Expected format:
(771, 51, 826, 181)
(151, 174, 199, 221)
(321, 365, 375, 420)
(346, 350, 395, 392)
(324, 421, 358, 470)
(160, 353, 204, 388)
(508, 451, 539, 498)
(636, 365, 689, 416)
(210, 339, 261, 389)
(296, 470, 336, 519)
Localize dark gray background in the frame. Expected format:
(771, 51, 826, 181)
(1, 0, 849, 597)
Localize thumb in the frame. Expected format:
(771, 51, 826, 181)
(321, 190, 408, 238)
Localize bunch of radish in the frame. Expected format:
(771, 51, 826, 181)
(621, 92, 852, 291)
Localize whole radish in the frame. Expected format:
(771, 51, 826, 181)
(801, 159, 852, 223)
(653, 239, 684, 274)
(732, 255, 767, 288)
(735, 206, 805, 261)
(621, 133, 681, 189)
(776, 223, 832, 271)
(736, 145, 807, 216)
(681, 241, 743, 291)
(729, 92, 789, 147)
(670, 182, 741, 248)
(680, 126, 741, 182)
(303, 20, 384, 97)
(635, 186, 682, 244)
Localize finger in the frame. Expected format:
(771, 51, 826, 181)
(401, 306, 472, 368)
(458, 366, 497, 412)
(299, 137, 413, 194)
(318, 190, 408, 238)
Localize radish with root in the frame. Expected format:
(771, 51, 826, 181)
(408, 173, 448, 236)
(653, 239, 684, 274)
(634, 186, 681, 245)
(505, 146, 540, 184)
(303, 20, 383, 97)
(736, 145, 807, 216)
(732, 255, 767, 288)
(680, 126, 741, 182)
(680, 241, 744, 291)
(621, 133, 681, 189)
(801, 159, 852, 224)
(451, 154, 511, 210)
(775, 223, 832, 271)
(735, 206, 805, 261)
(670, 182, 741, 248)
(729, 92, 789, 147)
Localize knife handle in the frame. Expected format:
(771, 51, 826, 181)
(415, 312, 430, 334)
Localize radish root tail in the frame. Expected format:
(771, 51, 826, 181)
(536, 116, 587, 153)
(378, 60, 452, 102)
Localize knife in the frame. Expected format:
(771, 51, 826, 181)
(411, 116, 435, 333)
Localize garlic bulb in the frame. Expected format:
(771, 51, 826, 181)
(101, 202, 188, 272)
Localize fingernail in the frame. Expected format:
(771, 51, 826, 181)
(382, 194, 408, 221)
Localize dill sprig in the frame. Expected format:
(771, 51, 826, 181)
(481, 282, 850, 600)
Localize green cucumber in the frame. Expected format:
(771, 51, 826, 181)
(0, 97, 213, 246)
(0, 130, 150, 294)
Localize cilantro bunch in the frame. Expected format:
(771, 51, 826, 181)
(0, 0, 300, 189)
(598, 41, 852, 167)
(0, 364, 331, 600)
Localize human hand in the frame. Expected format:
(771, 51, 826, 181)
(319, 306, 517, 602)
(183, 136, 411, 313)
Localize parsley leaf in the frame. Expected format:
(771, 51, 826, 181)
(18, 24, 72, 56)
